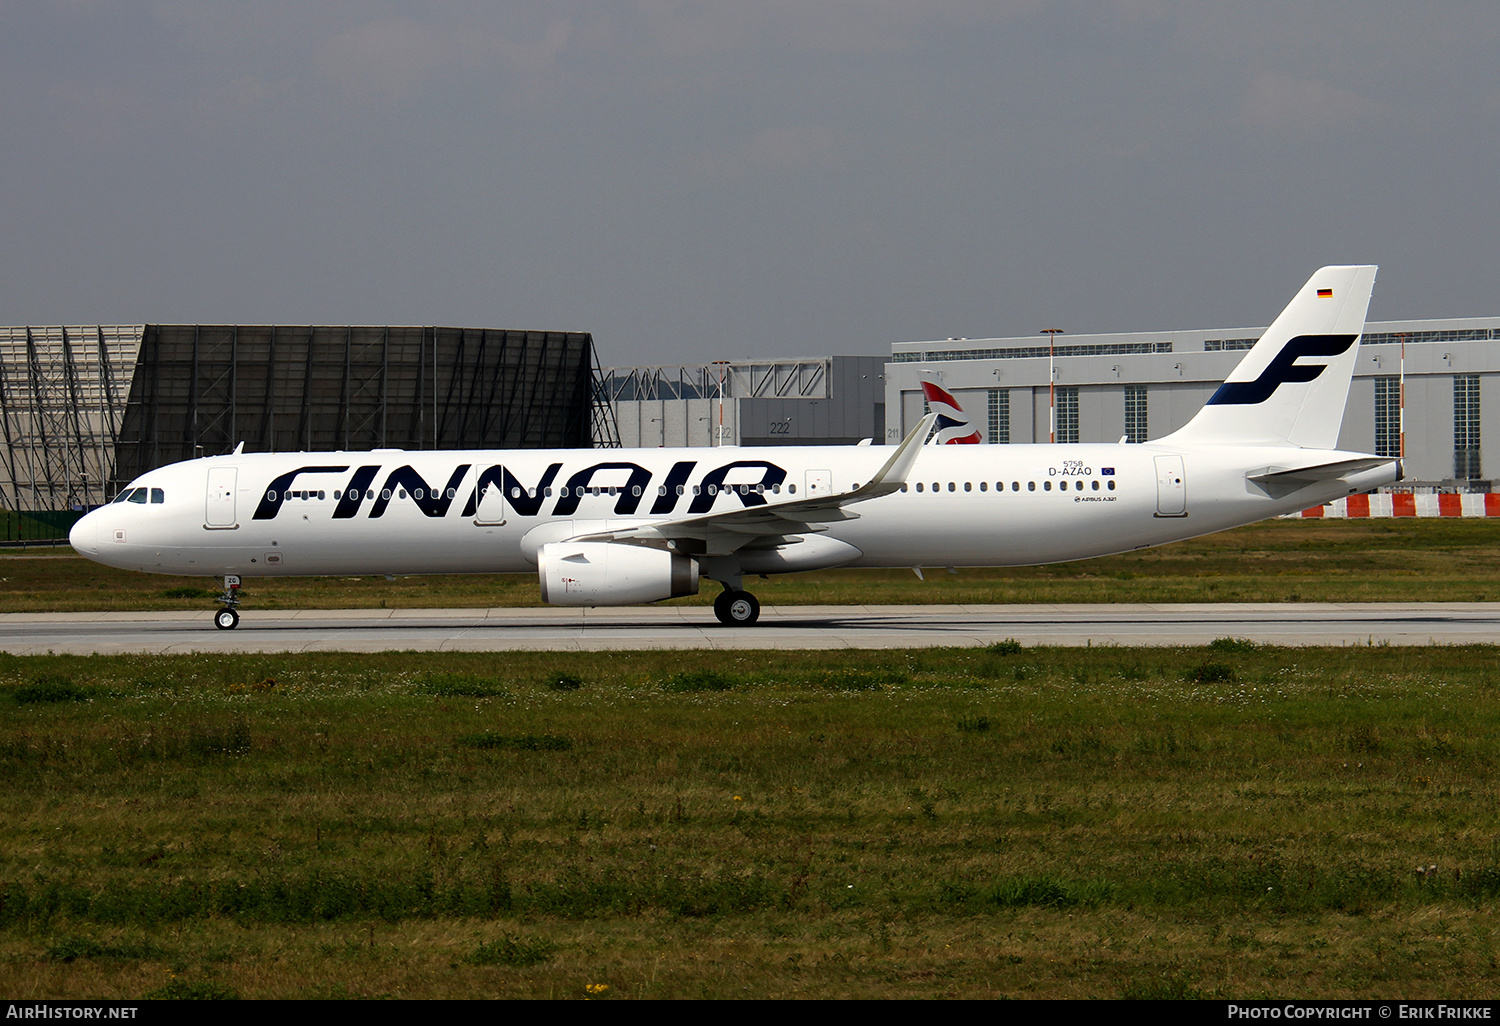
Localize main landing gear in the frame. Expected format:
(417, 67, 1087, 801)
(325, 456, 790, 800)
(713, 587, 760, 626)
(214, 575, 242, 630)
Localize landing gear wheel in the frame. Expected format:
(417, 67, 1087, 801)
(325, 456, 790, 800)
(214, 608, 240, 631)
(714, 590, 760, 626)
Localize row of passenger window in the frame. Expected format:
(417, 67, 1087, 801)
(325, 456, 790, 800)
(902, 480, 1117, 493)
(265, 483, 795, 503)
(262, 478, 1119, 504)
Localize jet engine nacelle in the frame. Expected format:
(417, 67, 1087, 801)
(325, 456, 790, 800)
(538, 541, 700, 606)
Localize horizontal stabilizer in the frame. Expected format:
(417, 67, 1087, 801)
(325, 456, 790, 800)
(1248, 458, 1396, 484)
(1247, 457, 1399, 498)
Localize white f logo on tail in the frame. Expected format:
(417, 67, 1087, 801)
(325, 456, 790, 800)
(919, 373, 981, 444)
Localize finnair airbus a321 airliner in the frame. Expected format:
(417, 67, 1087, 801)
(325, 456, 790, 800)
(71, 266, 1398, 629)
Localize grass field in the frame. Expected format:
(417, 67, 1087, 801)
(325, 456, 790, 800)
(4, 517, 1500, 612)
(4, 644, 1500, 999)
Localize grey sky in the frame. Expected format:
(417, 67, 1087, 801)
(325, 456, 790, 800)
(2, 1, 1496, 365)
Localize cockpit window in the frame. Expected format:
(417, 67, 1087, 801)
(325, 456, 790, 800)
(111, 486, 164, 504)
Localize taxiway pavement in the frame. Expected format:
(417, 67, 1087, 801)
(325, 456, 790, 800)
(0, 602, 1496, 654)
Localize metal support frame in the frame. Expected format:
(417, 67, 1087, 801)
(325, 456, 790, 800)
(1, 323, 597, 531)
(0, 325, 141, 539)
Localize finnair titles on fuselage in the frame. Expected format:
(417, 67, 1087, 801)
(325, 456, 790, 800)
(71, 266, 1400, 628)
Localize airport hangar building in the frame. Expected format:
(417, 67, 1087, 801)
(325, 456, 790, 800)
(885, 316, 1500, 489)
(601, 316, 1500, 492)
(601, 356, 887, 449)
(0, 324, 613, 538)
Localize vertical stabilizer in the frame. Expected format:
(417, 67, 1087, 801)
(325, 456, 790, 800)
(918, 372, 981, 444)
(1163, 265, 1377, 449)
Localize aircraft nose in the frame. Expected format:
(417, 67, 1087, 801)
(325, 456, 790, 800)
(68, 511, 97, 556)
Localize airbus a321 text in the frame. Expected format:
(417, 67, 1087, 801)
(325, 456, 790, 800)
(71, 266, 1398, 629)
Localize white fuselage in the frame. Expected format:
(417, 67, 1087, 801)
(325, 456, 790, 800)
(69, 440, 1397, 580)
(67, 264, 1396, 623)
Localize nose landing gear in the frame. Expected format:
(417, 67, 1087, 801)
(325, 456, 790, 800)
(214, 575, 242, 630)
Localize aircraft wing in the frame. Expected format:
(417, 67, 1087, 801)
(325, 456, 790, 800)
(570, 413, 938, 555)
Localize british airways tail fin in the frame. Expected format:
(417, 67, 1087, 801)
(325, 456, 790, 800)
(918, 372, 981, 444)
(1162, 265, 1377, 449)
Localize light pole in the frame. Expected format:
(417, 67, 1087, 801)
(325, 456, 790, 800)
(1399, 334, 1407, 461)
(1040, 329, 1064, 443)
(711, 360, 730, 446)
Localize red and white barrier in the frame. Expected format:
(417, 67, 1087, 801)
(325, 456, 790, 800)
(1287, 493, 1500, 518)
